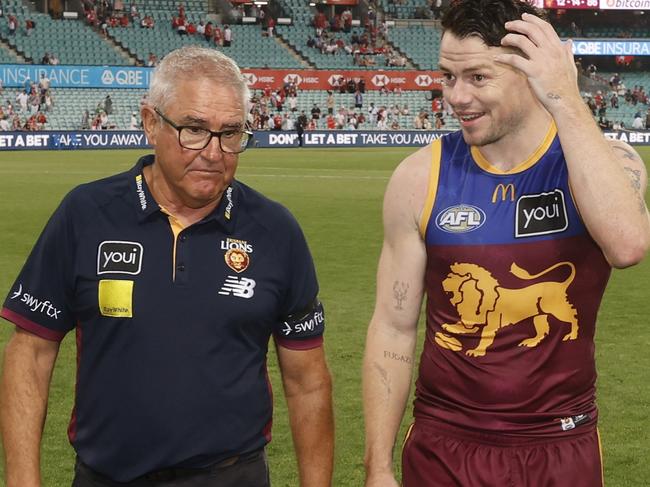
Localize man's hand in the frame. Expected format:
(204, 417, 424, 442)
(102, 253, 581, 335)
(496, 13, 580, 114)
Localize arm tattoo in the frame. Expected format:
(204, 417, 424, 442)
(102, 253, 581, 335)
(373, 362, 391, 397)
(613, 145, 641, 162)
(624, 166, 648, 214)
(383, 350, 413, 365)
(547, 92, 562, 100)
(624, 167, 642, 191)
(612, 145, 647, 213)
(392, 281, 409, 310)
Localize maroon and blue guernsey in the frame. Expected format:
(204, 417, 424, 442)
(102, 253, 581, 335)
(1, 155, 325, 482)
(416, 122, 611, 438)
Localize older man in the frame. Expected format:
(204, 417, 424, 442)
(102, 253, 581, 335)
(1, 46, 333, 487)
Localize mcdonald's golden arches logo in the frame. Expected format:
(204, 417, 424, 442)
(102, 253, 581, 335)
(491, 183, 516, 203)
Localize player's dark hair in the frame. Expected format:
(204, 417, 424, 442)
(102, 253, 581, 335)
(441, 0, 547, 47)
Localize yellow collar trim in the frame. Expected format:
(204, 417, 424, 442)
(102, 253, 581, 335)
(470, 120, 557, 175)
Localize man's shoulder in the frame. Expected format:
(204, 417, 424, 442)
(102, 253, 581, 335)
(65, 166, 134, 210)
(235, 180, 302, 233)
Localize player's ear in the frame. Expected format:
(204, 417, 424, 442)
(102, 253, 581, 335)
(141, 105, 160, 145)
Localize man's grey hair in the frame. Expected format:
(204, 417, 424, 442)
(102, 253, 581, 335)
(148, 45, 251, 115)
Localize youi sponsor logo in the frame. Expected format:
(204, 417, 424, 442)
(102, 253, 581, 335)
(97, 241, 144, 275)
(515, 189, 568, 238)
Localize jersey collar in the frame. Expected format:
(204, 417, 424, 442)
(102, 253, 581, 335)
(131, 155, 160, 221)
(130, 155, 240, 233)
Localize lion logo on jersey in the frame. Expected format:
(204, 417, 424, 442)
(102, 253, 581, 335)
(436, 261, 578, 357)
(225, 248, 250, 273)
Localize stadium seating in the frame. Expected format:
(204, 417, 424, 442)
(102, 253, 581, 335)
(0, 1, 127, 65)
(555, 25, 650, 38)
(0, 44, 21, 64)
(276, 24, 402, 70)
(375, 0, 433, 20)
(389, 25, 441, 70)
(109, 23, 303, 69)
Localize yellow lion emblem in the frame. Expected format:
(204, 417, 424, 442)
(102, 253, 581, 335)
(436, 261, 578, 357)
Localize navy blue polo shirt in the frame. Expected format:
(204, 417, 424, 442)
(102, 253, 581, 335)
(1, 155, 325, 482)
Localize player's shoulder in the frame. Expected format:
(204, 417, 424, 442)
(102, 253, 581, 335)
(390, 136, 445, 189)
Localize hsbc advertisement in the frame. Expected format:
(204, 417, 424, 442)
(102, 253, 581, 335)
(0, 64, 440, 91)
(241, 69, 444, 91)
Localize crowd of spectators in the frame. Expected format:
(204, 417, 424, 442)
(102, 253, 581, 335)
(581, 65, 650, 130)
(83, 0, 148, 31)
(245, 79, 440, 131)
(0, 74, 53, 131)
(170, 3, 233, 47)
(307, 9, 407, 68)
(4, 14, 37, 36)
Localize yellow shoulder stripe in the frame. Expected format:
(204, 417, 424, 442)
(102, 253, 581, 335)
(419, 138, 443, 238)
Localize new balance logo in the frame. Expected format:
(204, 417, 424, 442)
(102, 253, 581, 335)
(218, 276, 256, 298)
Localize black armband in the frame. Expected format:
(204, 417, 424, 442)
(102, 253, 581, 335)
(280, 298, 325, 339)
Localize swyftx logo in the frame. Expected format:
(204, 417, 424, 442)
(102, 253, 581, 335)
(10, 284, 61, 319)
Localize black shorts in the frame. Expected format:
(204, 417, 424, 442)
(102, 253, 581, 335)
(72, 448, 270, 487)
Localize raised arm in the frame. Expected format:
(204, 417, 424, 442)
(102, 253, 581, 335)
(1, 327, 60, 487)
(276, 344, 334, 487)
(498, 13, 650, 267)
(363, 147, 430, 487)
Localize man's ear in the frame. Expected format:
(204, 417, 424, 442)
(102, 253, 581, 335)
(141, 106, 159, 145)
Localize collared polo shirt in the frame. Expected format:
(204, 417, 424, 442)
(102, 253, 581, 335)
(1, 155, 325, 482)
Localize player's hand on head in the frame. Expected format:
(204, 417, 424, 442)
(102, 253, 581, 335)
(495, 12, 579, 113)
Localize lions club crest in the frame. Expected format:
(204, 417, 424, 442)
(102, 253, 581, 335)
(224, 248, 250, 273)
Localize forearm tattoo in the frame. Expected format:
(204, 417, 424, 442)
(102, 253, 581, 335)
(547, 92, 562, 100)
(624, 166, 648, 214)
(613, 145, 638, 162)
(383, 350, 413, 365)
(624, 167, 642, 191)
(612, 145, 648, 213)
(373, 362, 391, 398)
(392, 281, 409, 310)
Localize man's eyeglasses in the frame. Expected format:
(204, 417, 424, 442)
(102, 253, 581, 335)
(154, 108, 252, 153)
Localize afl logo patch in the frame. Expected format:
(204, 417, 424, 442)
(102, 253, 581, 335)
(436, 204, 486, 233)
(225, 248, 250, 273)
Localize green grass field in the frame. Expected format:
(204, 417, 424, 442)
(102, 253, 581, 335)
(0, 146, 649, 486)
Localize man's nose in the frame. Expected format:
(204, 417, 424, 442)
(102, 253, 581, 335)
(201, 134, 225, 159)
(445, 80, 473, 108)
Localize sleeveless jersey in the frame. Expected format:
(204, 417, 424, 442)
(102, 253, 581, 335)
(416, 123, 611, 438)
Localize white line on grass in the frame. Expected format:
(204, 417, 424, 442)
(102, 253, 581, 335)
(240, 173, 390, 180)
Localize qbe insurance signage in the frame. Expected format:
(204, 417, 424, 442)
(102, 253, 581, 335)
(0, 65, 153, 89)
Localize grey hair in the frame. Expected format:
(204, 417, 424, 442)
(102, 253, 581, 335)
(147, 45, 251, 115)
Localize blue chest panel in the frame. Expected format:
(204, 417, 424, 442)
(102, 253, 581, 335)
(425, 131, 587, 247)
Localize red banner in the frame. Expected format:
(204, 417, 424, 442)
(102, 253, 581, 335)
(240, 69, 443, 91)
